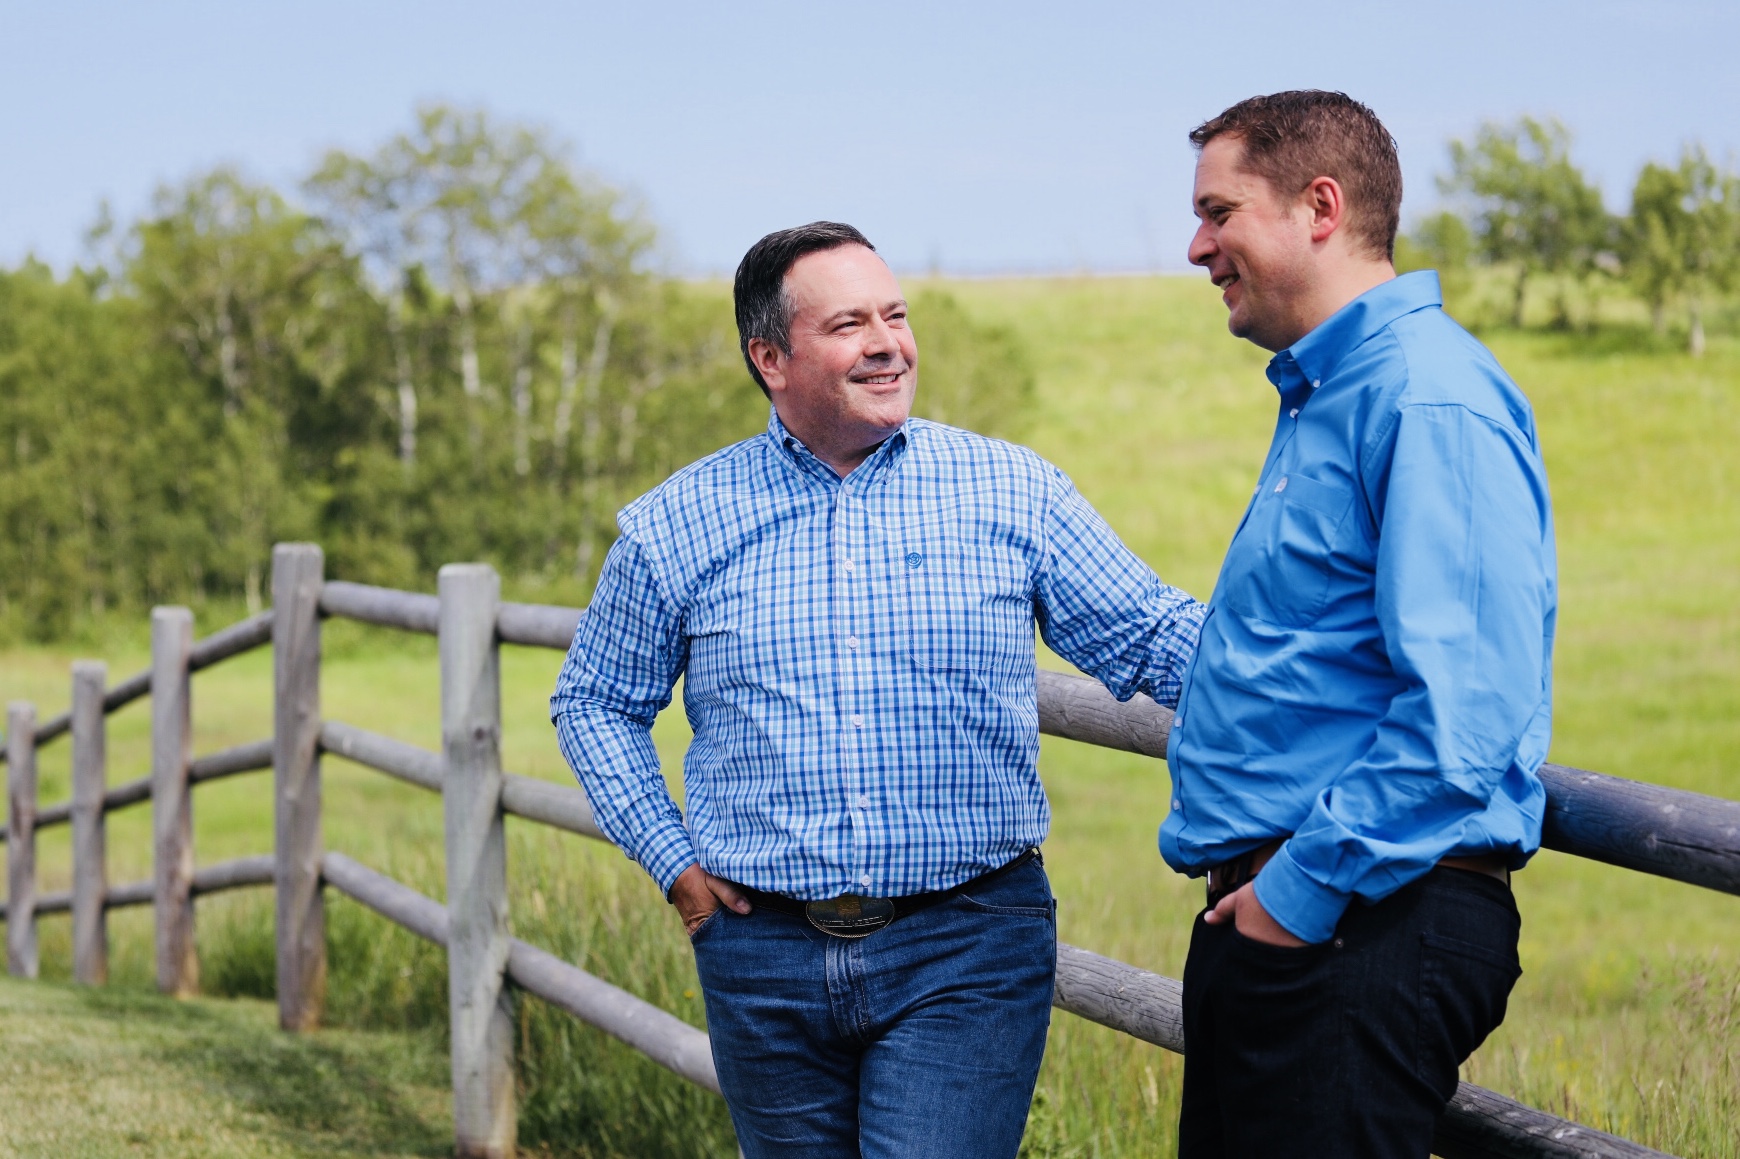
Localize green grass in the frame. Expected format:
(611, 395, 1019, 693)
(0, 973, 451, 1157)
(3, 275, 1739, 1156)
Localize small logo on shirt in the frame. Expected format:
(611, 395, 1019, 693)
(906, 552, 925, 569)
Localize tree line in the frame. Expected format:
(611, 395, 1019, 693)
(1400, 116, 1740, 353)
(0, 106, 1034, 640)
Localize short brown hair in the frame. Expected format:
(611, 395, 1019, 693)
(1190, 91, 1402, 261)
(734, 222, 875, 396)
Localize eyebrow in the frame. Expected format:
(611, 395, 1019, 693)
(820, 299, 907, 326)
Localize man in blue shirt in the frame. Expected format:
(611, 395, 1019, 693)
(1170, 91, 1557, 1157)
(552, 221, 1204, 1158)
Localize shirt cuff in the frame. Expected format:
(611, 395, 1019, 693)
(1253, 844, 1352, 944)
(632, 818, 701, 898)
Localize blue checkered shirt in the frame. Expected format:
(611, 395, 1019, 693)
(551, 411, 1205, 899)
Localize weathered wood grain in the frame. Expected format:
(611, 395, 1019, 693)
(190, 740, 275, 785)
(1050, 942, 1671, 1159)
(499, 775, 604, 841)
(151, 607, 198, 997)
(1052, 943, 1183, 1052)
(495, 601, 581, 650)
(439, 564, 516, 1158)
(71, 661, 108, 985)
(1538, 762, 1740, 896)
(319, 721, 441, 791)
(1, 856, 274, 924)
(321, 720, 603, 840)
(189, 610, 275, 672)
(1434, 1082, 1671, 1159)
(191, 854, 276, 896)
(1037, 668, 1173, 760)
(103, 878, 155, 909)
(274, 544, 326, 1032)
(320, 852, 719, 1094)
(7, 618, 271, 768)
(320, 580, 439, 635)
(8, 702, 38, 977)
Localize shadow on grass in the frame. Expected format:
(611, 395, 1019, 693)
(72, 985, 452, 1156)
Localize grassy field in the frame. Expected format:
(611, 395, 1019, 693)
(2, 275, 1737, 1156)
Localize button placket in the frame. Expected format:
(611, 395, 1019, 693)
(833, 484, 872, 889)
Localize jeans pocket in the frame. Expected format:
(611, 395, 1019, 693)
(1415, 931, 1522, 1101)
(957, 860, 1055, 918)
(688, 906, 726, 943)
(1229, 926, 1328, 968)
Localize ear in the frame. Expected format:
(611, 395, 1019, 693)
(747, 337, 788, 393)
(1302, 175, 1347, 245)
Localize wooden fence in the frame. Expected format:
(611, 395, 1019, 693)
(4, 541, 1737, 1159)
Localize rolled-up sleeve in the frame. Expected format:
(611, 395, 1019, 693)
(550, 535, 696, 895)
(1255, 403, 1554, 943)
(1034, 464, 1206, 708)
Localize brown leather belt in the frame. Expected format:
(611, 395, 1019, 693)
(734, 848, 1043, 938)
(1205, 840, 1509, 910)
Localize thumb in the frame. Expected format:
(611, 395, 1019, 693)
(1202, 887, 1240, 925)
(708, 873, 753, 914)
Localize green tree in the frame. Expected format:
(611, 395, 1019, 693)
(1395, 210, 1475, 318)
(126, 169, 388, 608)
(1441, 117, 1612, 327)
(1624, 146, 1740, 355)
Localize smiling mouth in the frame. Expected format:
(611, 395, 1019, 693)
(1213, 272, 1240, 291)
(854, 372, 903, 386)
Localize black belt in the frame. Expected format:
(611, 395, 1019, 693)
(732, 848, 1042, 938)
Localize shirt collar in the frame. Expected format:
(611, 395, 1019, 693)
(1266, 270, 1442, 398)
(765, 408, 911, 487)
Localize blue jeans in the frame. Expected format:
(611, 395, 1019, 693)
(690, 857, 1057, 1158)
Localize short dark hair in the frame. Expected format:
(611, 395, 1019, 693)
(1189, 91, 1402, 261)
(733, 221, 875, 395)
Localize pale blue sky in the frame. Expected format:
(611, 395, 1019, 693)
(2, 0, 1736, 275)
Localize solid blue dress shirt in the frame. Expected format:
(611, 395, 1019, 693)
(553, 412, 1204, 900)
(1164, 271, 1558, 943)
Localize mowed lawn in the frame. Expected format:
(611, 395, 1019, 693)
(1, 275, 1737, 1156)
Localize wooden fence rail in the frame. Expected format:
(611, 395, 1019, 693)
(4, 540, 1729, 1158)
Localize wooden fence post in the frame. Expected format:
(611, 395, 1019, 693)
(439, 563, 516, 1158)
(274, 543, 326, 1031)
(7, 702, 39, 978)
(152, 606, 197, 997)
(71, 662, 109, 985)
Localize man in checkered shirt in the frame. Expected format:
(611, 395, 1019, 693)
(552, 222, 1203, 1159)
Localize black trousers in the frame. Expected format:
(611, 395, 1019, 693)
(1179, 867, 1522, 1159)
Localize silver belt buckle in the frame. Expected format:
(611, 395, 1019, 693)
(805, 894, 896, 938)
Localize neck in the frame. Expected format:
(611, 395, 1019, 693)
(774, 404, 899, 477)
(1277, 259, 1396, 351)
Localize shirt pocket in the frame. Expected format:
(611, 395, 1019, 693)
(1218, 472, 1353, 628)
(901, 517, 1029, 673)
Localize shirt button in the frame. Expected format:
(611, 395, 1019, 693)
(860, 874, 873, 887)
(846, 635, 859, 649)
(843, 557, 855, 573)
(1171, 800, 1181, 811)
(852, 714, 864, 728)
(856, 795, 871, 809)
(1311, 378, 1321, 389)
(1289, 408, 1299, 418)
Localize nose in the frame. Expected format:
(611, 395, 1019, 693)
(1188, 220, 1216, 268)
(863, 312, 898, 358)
